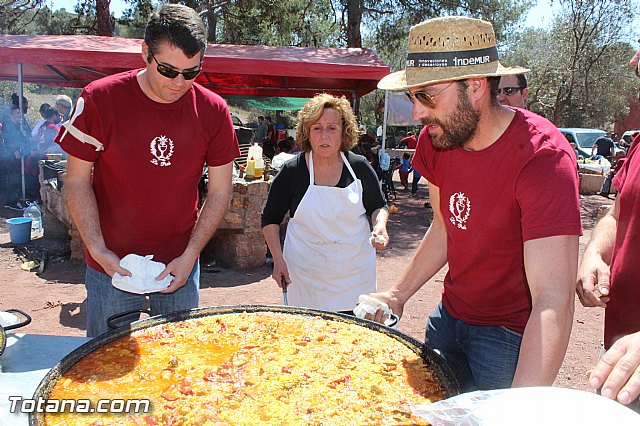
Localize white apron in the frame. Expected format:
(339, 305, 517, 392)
(283, 151, 376, 311)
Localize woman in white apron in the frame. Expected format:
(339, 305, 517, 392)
(262, 94, 389, 312)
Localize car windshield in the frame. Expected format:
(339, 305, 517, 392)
(575, 131, 605, 148)
(232, 115, 243, 127)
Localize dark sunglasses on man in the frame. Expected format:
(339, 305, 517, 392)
(497, 87, 524, 96)
(149, 50, 202, 80)
(404, 81, 456, 109)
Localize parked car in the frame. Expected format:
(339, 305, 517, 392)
(231, 114, 254, 145)
(620, 129, 640, 149)
(558, 128, 624, 158)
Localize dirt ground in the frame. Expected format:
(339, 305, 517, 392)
(0, 180, 613, 394)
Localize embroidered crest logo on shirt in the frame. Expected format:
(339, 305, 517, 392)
(150, 135, 174, 167)
(449, 192, 471, 230)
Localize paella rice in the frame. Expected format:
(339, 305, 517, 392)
(45, 312, 445, 425)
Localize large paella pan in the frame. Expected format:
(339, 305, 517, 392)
(32, 305, 459, 425)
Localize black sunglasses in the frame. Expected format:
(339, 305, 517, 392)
(405, 82, 455, 109)
(497, 87, 524, 96)
(149, 51, 202, 80)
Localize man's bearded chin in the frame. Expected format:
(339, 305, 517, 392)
(420, 94, 480, 149)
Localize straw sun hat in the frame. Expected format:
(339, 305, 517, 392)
(378, 16, 529, 91)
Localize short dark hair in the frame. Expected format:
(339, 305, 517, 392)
(44, 107, 59, 120)
(144, 4, 206, 61)
(39, 103, 51, 114)
(11, 93, 28, 113)
(258, 116, 264, 120)
(515, 73, 528, 88)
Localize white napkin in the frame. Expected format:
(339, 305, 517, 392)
(112, 254, 172, 294)
(353, 294, 399, 329)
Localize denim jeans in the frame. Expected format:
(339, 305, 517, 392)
(85, 261, 200, 337)
(425, 302, 522, 392)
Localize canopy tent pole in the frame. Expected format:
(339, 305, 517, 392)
(18, 63, 26, 203)
(381, 90, 389, 151)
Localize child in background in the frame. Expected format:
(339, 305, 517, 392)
(399, 152, 412, 190)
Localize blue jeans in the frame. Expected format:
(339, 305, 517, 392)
(85, 262, 200, 337)
(425, 302, 522, 392)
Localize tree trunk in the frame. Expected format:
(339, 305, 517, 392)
(96, 0, 113, 36)
(346, 0, 362, 48)
(204, 5, 217, 43)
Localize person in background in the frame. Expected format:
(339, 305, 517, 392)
(253, 115, 267, 145)
(24, 107, 61, 201)
(576, 49, 640, 412)
(261, 93, 389, 314)
(497, 73, 528, 109)
(263, 116, 276, 158)
(55, 4, 239, 337)
(40, 107, 62, 154)
(2, 102, 31, 210)
(55, 95, 73, 122)
(400, 131, 417, 149)
(398, 152, 412, 190)
(277, 135, 294, 154)
(366, 16, 581, 392)
(31, 103, 51, 143)
(592, 133, 615, 160)
(411, 169, 422, 195)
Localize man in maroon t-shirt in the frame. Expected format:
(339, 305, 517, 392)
(55, 5, 239, 337)
(365, 17, 581, 392)
(577, 49, 640, 411)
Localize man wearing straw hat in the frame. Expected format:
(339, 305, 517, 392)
(365, 16, 582, 391)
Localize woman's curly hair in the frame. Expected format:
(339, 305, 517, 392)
(296, 93, 359, 152)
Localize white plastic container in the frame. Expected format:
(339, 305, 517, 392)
(247, 143, 263, 166)
(23, 202, 44, 239)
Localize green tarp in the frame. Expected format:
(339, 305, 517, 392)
(228, 96, 310, 111)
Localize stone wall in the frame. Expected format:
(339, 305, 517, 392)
(579, 173, 618, 195)
(201, 178, 270, 269)
(39, 162, 270, 269)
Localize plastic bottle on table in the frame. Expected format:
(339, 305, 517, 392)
(246, 157, 256, 178)
(254, 157, 264, 178)
(23, 202, 44, 239)
(247, 143, 263, 164)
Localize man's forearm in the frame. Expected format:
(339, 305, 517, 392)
(584, 209, 618, 265)
(64, 179, 107, 257)
(512, 297, 573, 386)
(184, 188, 232, 258)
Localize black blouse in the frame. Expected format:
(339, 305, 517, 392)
(261, 151, 387, 227)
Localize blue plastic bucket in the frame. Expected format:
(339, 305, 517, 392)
(7, 217, 32, 244)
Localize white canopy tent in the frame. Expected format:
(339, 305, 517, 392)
(380, 90, 421, 151)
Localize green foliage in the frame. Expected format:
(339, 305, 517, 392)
(502, 0, 637, 128)
(3, 0, 639, 131)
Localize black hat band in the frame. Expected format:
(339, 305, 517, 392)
(406, 46, 499, 68)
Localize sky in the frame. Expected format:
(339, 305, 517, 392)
(48, 0, 558, 27)
(48, 0, 128, 17)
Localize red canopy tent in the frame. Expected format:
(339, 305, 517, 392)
(0, 34, 390, 99)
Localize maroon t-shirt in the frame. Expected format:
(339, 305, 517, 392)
(412, 109, 582, 333)
(606, 135, 640, 348)
(56, 70, 240, 273)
